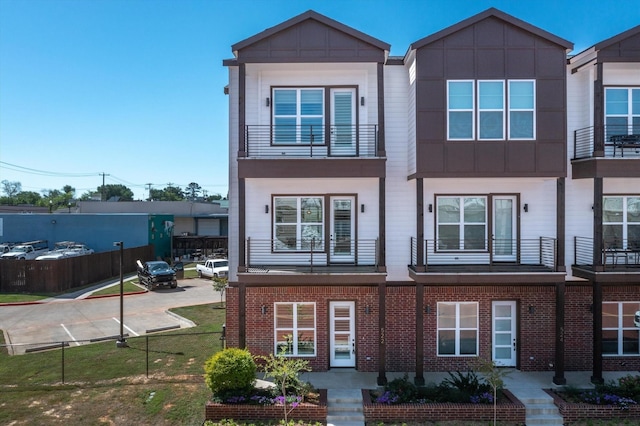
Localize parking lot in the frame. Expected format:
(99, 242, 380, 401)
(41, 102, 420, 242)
(0, 276, 219, 355)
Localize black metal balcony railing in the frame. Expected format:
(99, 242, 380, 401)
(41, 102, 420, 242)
(574, 125, 640, 159)
(243, 124, 379, 158)
(410, 237, 558, 271)
(243, 237, 380, 272)
(574, 236, 640, 270)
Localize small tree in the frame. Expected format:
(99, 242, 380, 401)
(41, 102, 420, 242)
(212, 276, 227, 307)
(257, 350, 312, 423)
(474, 357, 512, 426)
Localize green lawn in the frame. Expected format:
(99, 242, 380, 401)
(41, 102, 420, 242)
(0, 302, 225, 425)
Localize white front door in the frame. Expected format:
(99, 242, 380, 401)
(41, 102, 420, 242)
(329, 301, 355, 367)
(492, 301, 517, 367)
(331, 89, 356, 156)
(330, 197, 355, 263)
(492, 196, 517, 262)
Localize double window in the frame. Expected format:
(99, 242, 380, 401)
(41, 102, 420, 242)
(448, 80, 535, 140)
(605, 88, 640, 137)
(603, 196, 640, 250)
(273, 88, 324, 144)
(436, 196, 487, 250)
(274, 197, 323, 251)
(437, 302, 479, 356)
(274, 303, 316, 356)
(602, 302, 640, 356)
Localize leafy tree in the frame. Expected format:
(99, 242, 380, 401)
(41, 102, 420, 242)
(1, 180, 21, 198)
(95, 184, 134, 201)
(150, 184, 184, 201)
(15, 191, 42, 205)
(185, 182, 202, 201)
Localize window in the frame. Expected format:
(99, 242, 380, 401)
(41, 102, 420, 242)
(479, 81, 504, 139)
(437, 302, 479, 356)
(436, 196, 487, 250)
(447, 80, 535, 140)
(605, 88, 640, 138)
(602, 302, 640, 356)
(274, 197, 323, 251)
(603, 196, 640, 250)
(273, 88, 324, 144)
(275, 303, 316, 356)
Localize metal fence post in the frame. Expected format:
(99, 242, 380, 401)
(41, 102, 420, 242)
(61, 341, 65, 384)
(146, 335, 149, 378)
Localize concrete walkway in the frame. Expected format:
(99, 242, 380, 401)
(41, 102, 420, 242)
(299, 369, 637, 426)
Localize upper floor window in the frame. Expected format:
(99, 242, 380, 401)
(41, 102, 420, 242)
(603, 196, 640, 250)
(447, 80, 535, 141)
(605, 88, 640, 138)
(273, 88, 324, 144)
(436, 196, 487, 250)
(274, 196, 323, 251)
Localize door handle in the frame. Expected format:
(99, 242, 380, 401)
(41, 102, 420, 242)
(352, 338, 355, 354)
(513, 338, 516, 350)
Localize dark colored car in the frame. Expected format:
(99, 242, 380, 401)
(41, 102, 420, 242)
(136, 260, 178, 290)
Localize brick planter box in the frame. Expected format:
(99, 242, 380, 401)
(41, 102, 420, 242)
(362, 389, 526, 424)
(546, 390, 640, 423)
(205, 390, 327, 423)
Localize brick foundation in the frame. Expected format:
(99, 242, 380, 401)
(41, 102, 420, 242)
(362, 389, 526, 424)
(205, 389, 327, 423)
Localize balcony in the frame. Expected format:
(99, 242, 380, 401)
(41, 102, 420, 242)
(572, 236, 640, 281)
(243, 124, 379, 158)
(237, 237, 385, 284)
(572, 125, 640, 178)
(409, 237, 563, 284)
(574, 125, 640, 159)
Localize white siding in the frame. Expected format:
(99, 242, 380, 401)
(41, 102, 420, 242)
(384, 63, 413, 281)
(228, 66, 240, 281)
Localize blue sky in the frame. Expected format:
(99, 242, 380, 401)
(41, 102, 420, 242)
(1, 0, 638, 200)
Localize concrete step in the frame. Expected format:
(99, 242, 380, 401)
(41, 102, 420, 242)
(326, 422, 365, 426)
(327, 389, 364, 426)
(326, 414, 365, 424)
(526, 403, 562, 415)
(524, 414, 564, 425)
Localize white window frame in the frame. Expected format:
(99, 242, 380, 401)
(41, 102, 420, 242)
(447, 79, 536, 141)
(273, 196, 324, 252)
(447, 80, 475, 140)
(603, 196, 640, 250)
(604, 88, 640, 137)
(478, 80, 505, 140)
(508, 80, 536, 140)
(274, 302, 317, 357)
(436, 196, 488, 251)
(437, 302, 479, 356)
(272, 88, 324, 145)
(602, 301, 640, 356)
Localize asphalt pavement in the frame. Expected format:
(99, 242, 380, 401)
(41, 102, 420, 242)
(0, 274, 221, 355)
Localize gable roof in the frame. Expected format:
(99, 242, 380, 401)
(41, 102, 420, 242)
(231, 10, 390, 55)
(409, 7, 573, 51)
(594, 24, 640, 51)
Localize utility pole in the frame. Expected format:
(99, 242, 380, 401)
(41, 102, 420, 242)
(146, 183, 153, 201)
(99, 172, 110, 201)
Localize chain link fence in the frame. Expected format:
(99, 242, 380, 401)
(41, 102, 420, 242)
(0, 331, 225, 386)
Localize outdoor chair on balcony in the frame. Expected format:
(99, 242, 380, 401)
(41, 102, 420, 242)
(609, 134, 640, 157)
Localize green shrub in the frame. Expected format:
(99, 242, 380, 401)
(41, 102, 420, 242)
(204, 348, 257, 395)
(384, 374, 419, 403)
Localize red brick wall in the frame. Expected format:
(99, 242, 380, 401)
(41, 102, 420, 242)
(418, 285, 556, 372)
(362, 389, 526, 424)
(226, 281, 640, 374)
(547, 389, 640, 422)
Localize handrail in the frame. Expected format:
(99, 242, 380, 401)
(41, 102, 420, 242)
(244, 124, 379, 158)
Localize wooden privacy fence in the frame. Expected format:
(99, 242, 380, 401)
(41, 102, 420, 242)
(0, 245, 154, 293)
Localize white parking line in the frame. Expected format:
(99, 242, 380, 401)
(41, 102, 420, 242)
(60, 323, 79, 345)
(112, 317, 140, 336)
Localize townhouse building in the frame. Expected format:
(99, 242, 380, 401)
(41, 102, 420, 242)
(224, 8, 640, 385)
